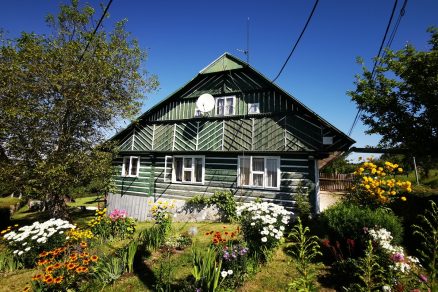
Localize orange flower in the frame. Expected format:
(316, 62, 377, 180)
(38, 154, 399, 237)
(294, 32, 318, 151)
(80, 252, 90, 258)
(53, 263, 63, 269)
(66, 262, 77, 270)
(53, 276, 64, 284)
(82, 259, 90, 265)
(43, 274, 53, 284)
(45, 265, 55, 273)
(80, 241, 87, 248)
(90, 255, 99, 262)
(75, 266, 87, 273)
(31, 274, 43, 281)
(69, 254, 78, 261)
(39, 251, 49, 257)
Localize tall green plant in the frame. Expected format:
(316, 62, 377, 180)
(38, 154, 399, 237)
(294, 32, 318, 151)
(287, 217, 322, 292)
(192, 246, 222, 292)
(412, 200, 438, 290)
(348, 240, 385, 292)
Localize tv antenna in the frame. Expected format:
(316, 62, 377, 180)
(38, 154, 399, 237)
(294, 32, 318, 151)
(237, 17, 250, 63)
(195, 93, 215, 116)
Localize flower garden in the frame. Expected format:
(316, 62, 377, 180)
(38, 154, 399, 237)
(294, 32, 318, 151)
(0, 159, 437, 291)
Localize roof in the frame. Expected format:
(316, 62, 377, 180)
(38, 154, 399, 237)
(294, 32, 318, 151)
(111, 53, 355, 146)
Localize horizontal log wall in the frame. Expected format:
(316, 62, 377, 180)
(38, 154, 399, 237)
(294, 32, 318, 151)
(112, 154, 314, 208)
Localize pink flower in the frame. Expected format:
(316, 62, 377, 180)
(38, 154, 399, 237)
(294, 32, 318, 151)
(109, 209, 128, 221)
(419, 274, 428, 283)
(390, 252, 404, 263)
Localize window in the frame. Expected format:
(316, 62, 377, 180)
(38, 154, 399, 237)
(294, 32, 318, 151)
(238, 156, 280, 189)
(323, 136, 333, 145)
(216, 96, 235, 116)
(173, 156, 205, 184)
(248, 103, 260, 114)
(122, 156, 140, 177)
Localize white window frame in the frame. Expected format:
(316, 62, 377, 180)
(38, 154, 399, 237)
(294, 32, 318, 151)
(237, 156, 280, 190)
(215, 96, 236, 116)
(121, 156, 140, 177)
(172, 155, 205, 184)
(248, 103, 260, 114)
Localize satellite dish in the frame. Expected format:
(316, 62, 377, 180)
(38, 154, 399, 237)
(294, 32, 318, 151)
(196, 93, 215, 113)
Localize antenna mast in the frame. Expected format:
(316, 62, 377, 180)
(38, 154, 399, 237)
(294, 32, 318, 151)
(237, 17, 250, 64)
(246, 17, 250, 64)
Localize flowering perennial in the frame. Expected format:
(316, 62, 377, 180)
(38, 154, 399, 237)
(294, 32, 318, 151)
(2, 219, 75, 260)
(205, 227, 239, 245)
(31, 243, 99, 291)
(368, 228, 419, 274)
(109, 209, 127, 221)
(352, 159, 412, 205)
(237, 201, 291, 252)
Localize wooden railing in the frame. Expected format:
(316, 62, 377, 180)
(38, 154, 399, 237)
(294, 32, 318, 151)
(319, 173, 354, 191)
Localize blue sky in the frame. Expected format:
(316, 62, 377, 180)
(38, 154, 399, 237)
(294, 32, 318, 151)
(1, 0, 437, 153)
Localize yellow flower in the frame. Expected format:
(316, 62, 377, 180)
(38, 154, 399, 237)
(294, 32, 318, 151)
(401, 196, 407, 201)
(397, 167, 403, 173)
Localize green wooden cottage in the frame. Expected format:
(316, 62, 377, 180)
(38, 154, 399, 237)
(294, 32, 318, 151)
(108, 53, 354, 220)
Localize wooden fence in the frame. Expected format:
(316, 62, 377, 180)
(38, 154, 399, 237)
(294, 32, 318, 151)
(319, 173, 354, 191)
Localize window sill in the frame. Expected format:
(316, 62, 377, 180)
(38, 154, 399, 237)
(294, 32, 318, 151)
(238, 185, 280, 191)
(172, 181, 205, 185)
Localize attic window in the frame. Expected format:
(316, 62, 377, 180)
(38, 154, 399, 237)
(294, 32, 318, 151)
(323, 136, 334, 145)
(248, 103, 260, 114)
(216, 96, 235, 116)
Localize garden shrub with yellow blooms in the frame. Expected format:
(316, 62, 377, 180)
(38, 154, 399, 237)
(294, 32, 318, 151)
(88, 208, 136, 241)
(149, 199, 176, 234)
(348, 159, 412, 207)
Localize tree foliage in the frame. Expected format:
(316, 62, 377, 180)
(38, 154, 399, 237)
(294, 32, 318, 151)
(348, 27, 438, 173)
(0, 0, 158, 217)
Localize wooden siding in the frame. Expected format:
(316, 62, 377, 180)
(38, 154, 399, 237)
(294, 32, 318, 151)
(148, 90, 297, 121)
(118, 114, 323, 153)
(112, 154, 313, 208)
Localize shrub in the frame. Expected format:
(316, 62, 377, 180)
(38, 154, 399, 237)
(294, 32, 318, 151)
(237, 201, 291, 260)
(320, 201, 404, 249)
(208, 191, 237, 222)
(150, 199, 175, 234)
(88, 208, 136, 241)
(186, 191, 238, 222)
(347, 159, 412, 207)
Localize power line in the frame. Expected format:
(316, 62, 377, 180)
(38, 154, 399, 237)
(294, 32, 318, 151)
(272, 0, 319, 83)
(78, 0, 114, 63)
(348, 0, 401, 136)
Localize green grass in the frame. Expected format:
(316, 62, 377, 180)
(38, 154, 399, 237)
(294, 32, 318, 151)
(0, 196, 20, 209)
(67, 195, 103, 208)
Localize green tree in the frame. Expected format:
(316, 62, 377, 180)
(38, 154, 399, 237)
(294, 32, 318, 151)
(0, 0, 158, 217)
(348, 27, 438, 175)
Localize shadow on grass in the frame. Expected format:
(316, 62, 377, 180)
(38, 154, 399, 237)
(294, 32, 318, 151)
(133, 248, 158, 290)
